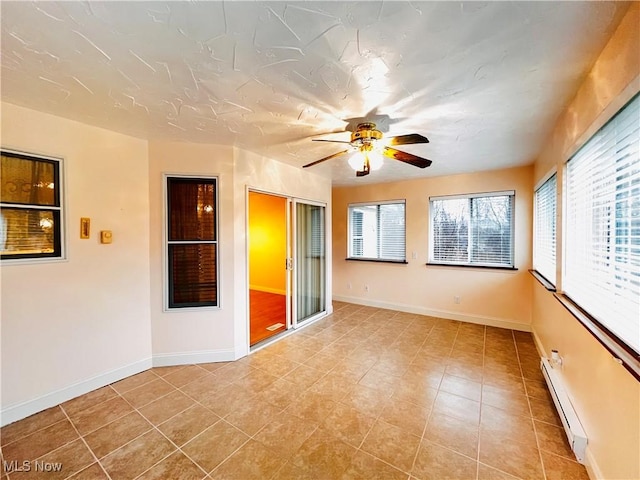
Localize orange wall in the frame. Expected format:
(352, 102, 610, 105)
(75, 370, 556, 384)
(332, 164, 533, 331)
(531, 4, 639, 479)
(248, 192, 287, 294)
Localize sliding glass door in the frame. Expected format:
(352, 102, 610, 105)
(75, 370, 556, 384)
(293, 200, 326, 326)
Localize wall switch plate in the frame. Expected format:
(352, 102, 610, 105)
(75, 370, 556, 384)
(100, 230, 113, 244)
(80, 217, 90, 239)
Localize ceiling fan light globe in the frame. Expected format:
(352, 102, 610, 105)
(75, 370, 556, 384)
(368, 151, 383, 171)
(348, 151, 366, 171)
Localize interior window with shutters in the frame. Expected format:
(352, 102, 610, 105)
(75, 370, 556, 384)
(564, 93, 639, 355)
(429, 192, 515, 268)
(166, 177, 218, 308)
(348, 201, 406, 262)
(533, 174, 557, 285)
(0, 151, 63, 261)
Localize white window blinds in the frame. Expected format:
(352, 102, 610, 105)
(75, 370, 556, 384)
(430, 192, 515, 267)
(533, 174, 557, 284)
(348, 202, 406, 261)
(564, 93, 640, 354)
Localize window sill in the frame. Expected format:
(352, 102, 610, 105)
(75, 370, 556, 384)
(554, 293, 640, 382)
(528, 269, 556, 291)
(346, 258, 408, 265)
(426, 262, 517, 271)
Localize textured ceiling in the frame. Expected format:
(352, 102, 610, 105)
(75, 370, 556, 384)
(0, 1, 629, 185)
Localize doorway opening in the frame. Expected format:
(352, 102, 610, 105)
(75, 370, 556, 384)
(248, 190, 327, 348)
(248, 191, 288, 345)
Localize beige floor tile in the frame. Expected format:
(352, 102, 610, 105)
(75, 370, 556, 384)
(340, 450, 408, 480)
(433, 390, 481, 425)
(254, 413, 318, 458)
(412, 441, 478, 480)
(321, 403, 376, 448)
(379, 397, 430, 437)
(152, 365, 188, 377)
(179, 373, 228, 401)
(137, 450, 207, 480)
(157, 404, 219, 446)
(477, 463, 521, 479)
(100, 429, 175, 480)
(307, 372, 355, 402)
(8, 439, 94, 480)
(223, 399, 282, 436)
(528, 394, 562, 426)
(480, 404, 537, 446)
(68, 396, 134, 435)
(84, 411, 152, 459)
(3, 420, 78, 463)
(440, 374, 482, 402)
(61, 386, 118, 418)
(540, 450, 589, 480)
(138, 390, 196, 426)
(340, 383, 391, 417)
(479, 434, 544, 480)
(534, 420, 575, 459)
(0, 406, 67, 447)
(290, 428, 357, 479)
(66, 463, 109, 479)
(121, 378, 176, 409)
(424, 412, 479, 459)
(110, 370, 158, 394)
(286, 391, 337, 424)
(209, 439, 285, 480)
(361, 419, 421, 472)
(482, 384, 531, 417)
(163, 365, 209, 388)
(181, 420, 249, 473)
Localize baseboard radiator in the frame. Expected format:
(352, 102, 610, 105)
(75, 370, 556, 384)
(540, 357, 588, 464)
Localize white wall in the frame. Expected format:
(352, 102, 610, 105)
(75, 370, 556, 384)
(1, 103, 152, 425)
(148, 141, 237, 365)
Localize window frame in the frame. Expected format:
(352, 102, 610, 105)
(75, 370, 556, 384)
(532, 172, 557, 288)
(428, 191, 516, 269)
(347, 200, 407, 264)
(0, 149, 65, 263)
(163, 174, 220, 311)
(560, 92, 640, 371)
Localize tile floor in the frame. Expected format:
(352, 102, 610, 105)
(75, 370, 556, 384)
(1, 302, 589, 480)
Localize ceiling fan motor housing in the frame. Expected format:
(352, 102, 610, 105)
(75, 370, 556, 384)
(351, 122, 383, 145)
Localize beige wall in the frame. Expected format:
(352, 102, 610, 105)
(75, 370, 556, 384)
(1, 103, 152, 424)
(332, 165, 533, 331)
(531, 4, 640, 479)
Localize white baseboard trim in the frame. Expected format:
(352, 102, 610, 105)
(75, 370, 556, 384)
(249, 285, 286, 295)
(152, 348, 237, 367)
(1, 358, 152, 427)
(332, 295, 531, 332)
(584, 446, 602, 480)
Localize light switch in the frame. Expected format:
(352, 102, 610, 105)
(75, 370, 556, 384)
(100, 230, 113, 244)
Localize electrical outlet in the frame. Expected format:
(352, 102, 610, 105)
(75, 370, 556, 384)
(454, 295, 461, 304)
(412, 251, 418, 260)
(364, 284, 370, 292)
(347, 282, 352, 289)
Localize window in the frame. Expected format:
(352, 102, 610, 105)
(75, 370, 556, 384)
(348, 201, 406, 262)
(0, 150, 63, 261)
(564, 93, 639, 355)
(430, 191, 515, 268)
(166, 176, 218, 308)
(533, 174, 557, 285)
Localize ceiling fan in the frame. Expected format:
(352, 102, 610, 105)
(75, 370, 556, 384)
(303, 122, 432, 177)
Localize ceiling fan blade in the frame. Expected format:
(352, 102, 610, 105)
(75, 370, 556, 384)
(303, 149, 350, 168)
(383, 147, 432, 168)
(387, 133, 429, 146)
(311, 139, 352, 144)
